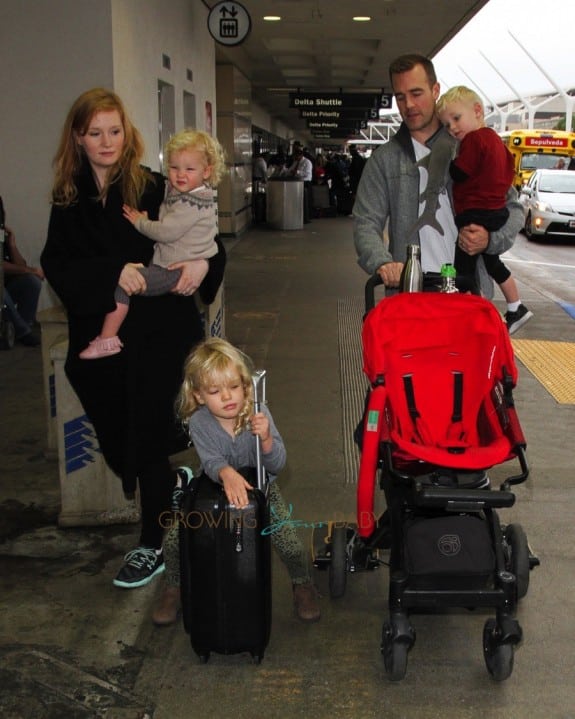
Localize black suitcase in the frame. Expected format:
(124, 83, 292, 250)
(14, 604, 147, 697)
(179, 371, 272, 663)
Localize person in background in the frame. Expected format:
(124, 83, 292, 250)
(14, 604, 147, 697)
(325, 152, 349, 212)
(2, 210, 44, 346)
(353, 53, 523, 299)
(267, 146, 287, 177)
(41, 88, 225, 590)
(78, 129, 224, 359)
(252, 150, 268, 223)
(152, 338, 321, 626)
(437, 86, 532, 333)
(348, 144, 366, 197)
(313, 154, 327, 184)
(252, 151, 268, 183)
(288, 146, 313, 224)
(286, 140, 303, 167)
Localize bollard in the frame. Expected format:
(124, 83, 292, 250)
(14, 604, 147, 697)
(49, 339, 140, 527)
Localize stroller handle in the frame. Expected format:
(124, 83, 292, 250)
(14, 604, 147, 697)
(365, 273, 385, 313)
(364, 270, 481, 314)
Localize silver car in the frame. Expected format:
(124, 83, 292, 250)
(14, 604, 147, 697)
(519, 169, 575, 240)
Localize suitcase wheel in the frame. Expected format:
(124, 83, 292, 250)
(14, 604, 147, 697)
(251, 652, 264, 665)
(197, 652, 210, 664)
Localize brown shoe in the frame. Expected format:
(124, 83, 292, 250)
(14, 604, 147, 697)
(152, 585, 181, 626)
(293, 583, 321, 623)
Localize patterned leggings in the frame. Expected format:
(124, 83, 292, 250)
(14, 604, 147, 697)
(163, 480, 311, 587)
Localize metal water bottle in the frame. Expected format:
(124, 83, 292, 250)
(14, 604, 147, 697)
(440, 263, 459, 293)
(399, 244, 423, 293)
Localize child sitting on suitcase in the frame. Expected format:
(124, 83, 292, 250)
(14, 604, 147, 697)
(153, 337, 321, 625)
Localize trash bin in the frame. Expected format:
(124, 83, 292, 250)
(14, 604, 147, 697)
(266, 178, 303, 230)
(50, 339, 140, 527)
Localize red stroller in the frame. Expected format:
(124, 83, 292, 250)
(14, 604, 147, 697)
(320, 286, 538, 681)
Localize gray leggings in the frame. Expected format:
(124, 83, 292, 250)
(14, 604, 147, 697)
(115, 264, 182, 305)
(163, 481, 311, 587)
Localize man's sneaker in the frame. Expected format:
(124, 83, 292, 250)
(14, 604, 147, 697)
(113, 547, 165, 588)
(505, 304, 533, 335)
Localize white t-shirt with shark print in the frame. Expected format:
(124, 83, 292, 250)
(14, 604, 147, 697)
(412, 138, 457, 273)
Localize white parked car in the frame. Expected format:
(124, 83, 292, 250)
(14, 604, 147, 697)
(519, 169, 575, 240)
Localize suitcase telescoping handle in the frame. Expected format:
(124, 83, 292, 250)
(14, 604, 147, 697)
(252, 370, 268, 494)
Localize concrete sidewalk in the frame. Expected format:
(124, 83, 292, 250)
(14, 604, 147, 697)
(1, 217, 574, 719)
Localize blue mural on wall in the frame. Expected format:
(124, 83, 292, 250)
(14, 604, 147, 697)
(64, 415, 101, 474)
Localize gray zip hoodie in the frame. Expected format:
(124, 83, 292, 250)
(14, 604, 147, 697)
(353, 124, 524, 298)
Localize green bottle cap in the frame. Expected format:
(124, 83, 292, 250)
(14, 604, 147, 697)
(441, 263, 456, 278)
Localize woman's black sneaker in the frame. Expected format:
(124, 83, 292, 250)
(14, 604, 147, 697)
(113, 547, 165, 588)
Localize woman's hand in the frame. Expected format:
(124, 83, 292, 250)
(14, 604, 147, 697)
(220, 467, 253, 508)
(169, 258, 209, 296)
(118, 263, 147, 295)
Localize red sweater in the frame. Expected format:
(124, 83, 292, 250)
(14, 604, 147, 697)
(451, 127, 514, 214)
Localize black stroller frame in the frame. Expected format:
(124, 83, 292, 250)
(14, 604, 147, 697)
(313, 276, 539, 681)
(376, 444, 536, 681)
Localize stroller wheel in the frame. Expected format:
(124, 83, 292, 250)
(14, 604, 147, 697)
(504, 524, 530, 600)
(483, 619, 514, 681)
(328, 524, 348, 599)
(381, 622, 409, 682)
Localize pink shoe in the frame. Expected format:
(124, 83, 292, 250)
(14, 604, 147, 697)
(79, 335, 123, 360)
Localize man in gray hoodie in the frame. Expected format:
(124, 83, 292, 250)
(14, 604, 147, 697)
(353, 53, 523, 298)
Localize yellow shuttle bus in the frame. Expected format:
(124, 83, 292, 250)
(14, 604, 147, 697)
(500, 129, 575, 190)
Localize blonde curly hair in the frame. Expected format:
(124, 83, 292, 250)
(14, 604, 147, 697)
(176, 338, 254, 435)
(164, 129, 227, 188)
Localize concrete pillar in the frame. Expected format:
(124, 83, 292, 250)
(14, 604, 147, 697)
(216, 64, 252, 237)
(49, 340, 140, 528)
(38, 306, 68, 456)
(197, 284, 225, 338)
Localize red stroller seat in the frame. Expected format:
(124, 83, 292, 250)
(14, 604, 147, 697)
(357, 291, 525, 538)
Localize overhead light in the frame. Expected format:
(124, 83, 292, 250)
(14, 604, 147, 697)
(263, 16, 281, 21)
(353, 16, 371, 22)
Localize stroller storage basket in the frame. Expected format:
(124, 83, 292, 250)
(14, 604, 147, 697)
(404, 514, 495, 589)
